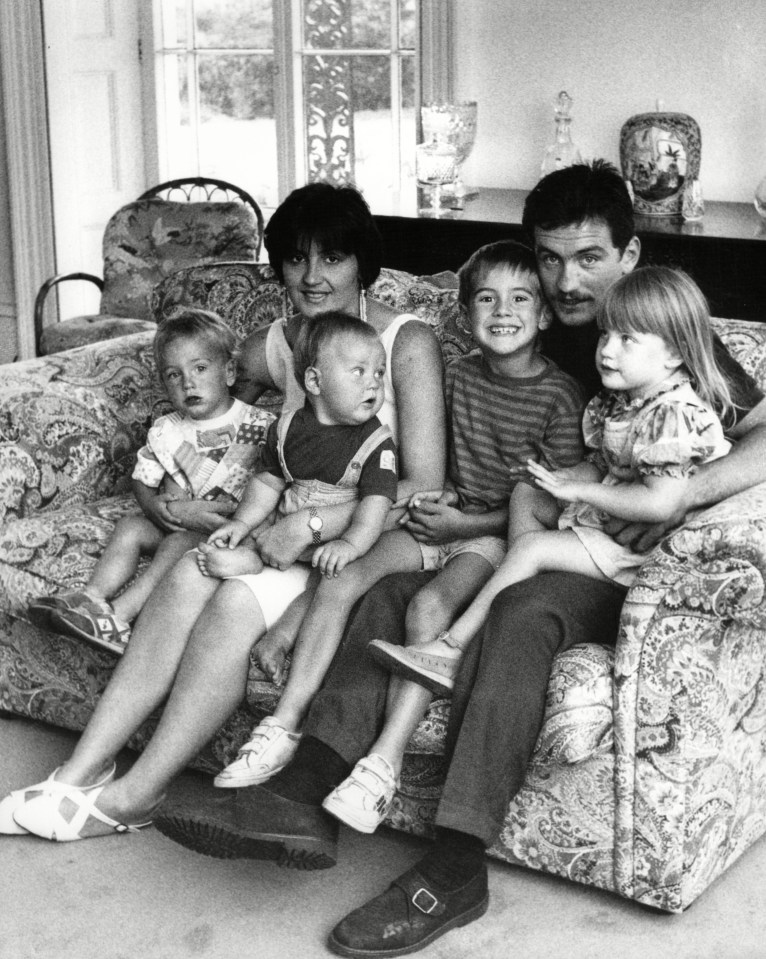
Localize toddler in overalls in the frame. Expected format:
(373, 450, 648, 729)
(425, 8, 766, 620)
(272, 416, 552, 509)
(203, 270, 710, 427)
(199, 310, 398, 787)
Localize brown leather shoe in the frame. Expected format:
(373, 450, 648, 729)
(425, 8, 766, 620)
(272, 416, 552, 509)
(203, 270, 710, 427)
(328, 864, 489, 956)
(155, 781, 338, 869)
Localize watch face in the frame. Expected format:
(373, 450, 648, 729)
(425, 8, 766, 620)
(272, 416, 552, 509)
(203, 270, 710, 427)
(309, 515, 323, 531)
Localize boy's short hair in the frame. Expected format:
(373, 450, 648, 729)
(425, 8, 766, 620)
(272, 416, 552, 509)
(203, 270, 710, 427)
(264, 182, 383, 289)
(521, 159, 635, 253)
(292, 311, 382, 387)
(458, 240, 540, 309)
(154, 308, 238, 371)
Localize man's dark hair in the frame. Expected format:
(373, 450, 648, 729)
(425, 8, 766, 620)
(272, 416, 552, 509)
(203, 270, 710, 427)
(521, 159, 635, 253)
(264, 182, 383, 288)
(292, 310, 381, 386)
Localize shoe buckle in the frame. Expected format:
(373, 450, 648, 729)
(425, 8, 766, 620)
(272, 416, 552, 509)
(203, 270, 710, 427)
(411, 887, 439, 915)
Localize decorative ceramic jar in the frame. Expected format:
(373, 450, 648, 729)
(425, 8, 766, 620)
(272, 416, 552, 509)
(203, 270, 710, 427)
(619, 111, 701, 218)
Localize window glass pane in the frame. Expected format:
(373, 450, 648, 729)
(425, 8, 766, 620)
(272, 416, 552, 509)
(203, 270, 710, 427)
(161, 54, 193, 176)
(195, 0, 273, 49)
(400, 54, 416, 189)
(160, 0, 188, 47)
(350, 0, 390, 48)
(196, 53, 278, 207)
(352, 56, 391, 203)
(399, 0, 415, 48)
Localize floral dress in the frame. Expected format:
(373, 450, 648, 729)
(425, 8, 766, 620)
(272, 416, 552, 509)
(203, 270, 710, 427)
(559, 376, 731, 586)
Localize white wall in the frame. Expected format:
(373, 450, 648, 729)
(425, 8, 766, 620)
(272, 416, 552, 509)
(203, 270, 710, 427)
(0, 84, 16, 363)
(453, 0, 766, 202)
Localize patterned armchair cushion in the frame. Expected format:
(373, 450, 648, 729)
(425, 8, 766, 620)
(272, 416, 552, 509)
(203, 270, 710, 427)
(100, 198, 261, 321)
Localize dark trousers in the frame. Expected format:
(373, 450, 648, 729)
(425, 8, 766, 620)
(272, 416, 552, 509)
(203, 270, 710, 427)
(303, 570, 627, 846)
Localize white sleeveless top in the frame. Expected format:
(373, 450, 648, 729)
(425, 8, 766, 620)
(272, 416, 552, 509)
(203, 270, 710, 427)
(263, 312, 421, 445)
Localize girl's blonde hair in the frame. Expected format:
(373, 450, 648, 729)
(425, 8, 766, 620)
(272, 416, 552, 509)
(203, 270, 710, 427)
(598, 266, 736, 427)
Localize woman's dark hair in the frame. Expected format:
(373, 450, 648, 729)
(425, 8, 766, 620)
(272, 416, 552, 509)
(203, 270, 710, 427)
(292, 310, 382, 387)
(522, 159, 636, 254)
(264, 182, 383, 288)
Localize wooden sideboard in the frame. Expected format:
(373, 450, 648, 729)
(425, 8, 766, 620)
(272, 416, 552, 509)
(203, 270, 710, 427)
(373, 188, 766, 322)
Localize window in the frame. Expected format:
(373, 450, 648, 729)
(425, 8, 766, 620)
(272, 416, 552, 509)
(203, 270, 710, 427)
(152, 0, 447, 209)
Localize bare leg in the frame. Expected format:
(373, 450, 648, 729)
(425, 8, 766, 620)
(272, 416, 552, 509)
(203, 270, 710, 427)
(111, 530, 203, 623)
(253, 572, 320, 685)
(54, 551, 222, 790)
(86, 515, 164, 604)
(448, 529, 607, 648)
(374, 555, 496, 777)
(272, 530, 423, 731)
(95, 579, 267, 820)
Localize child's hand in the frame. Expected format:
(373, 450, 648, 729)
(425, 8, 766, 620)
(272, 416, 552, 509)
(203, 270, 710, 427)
(312, 538, 358, 578)
(252, 631, 293, 686)
(527, 460, 588, 503)
(403, 499, 465, 544)
(207, 518, 251, 549)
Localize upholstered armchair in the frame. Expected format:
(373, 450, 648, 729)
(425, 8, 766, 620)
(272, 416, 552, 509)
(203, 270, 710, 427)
(2, 262, 766, 915)
(34, 179, 263, 356)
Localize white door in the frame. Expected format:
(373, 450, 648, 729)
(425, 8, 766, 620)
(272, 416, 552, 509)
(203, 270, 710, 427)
(42, 0, 149, 321)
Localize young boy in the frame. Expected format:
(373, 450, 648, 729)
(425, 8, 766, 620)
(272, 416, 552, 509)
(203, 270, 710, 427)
(201, 311, 399, 786)
(28, 309, 271, 655)
(319, 239, 587, 833)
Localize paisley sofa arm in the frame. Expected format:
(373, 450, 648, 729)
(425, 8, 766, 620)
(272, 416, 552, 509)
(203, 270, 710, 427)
(613, 482, 766, 911)
(0, 331, 159, 522)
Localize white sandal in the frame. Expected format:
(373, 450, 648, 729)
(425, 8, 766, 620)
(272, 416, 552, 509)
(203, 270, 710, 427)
(12, 781, 153, 842)
(0, 764, 116, 836)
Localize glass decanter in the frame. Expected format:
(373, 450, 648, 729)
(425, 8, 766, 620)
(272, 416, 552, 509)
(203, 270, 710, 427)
(540, 91, 583, 177)
(755, 174, 766, 220)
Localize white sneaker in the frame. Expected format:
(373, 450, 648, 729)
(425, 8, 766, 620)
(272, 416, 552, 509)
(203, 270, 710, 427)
(214, 717, 301, 788)
(322, 754, 398, 834)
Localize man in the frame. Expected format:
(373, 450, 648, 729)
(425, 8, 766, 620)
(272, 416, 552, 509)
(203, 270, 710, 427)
(157, 161, 766, 957)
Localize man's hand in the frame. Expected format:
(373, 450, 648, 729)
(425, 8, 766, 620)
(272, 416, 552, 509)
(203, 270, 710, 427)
(312, 538, 358, 578)
(602, 514, 683, 554)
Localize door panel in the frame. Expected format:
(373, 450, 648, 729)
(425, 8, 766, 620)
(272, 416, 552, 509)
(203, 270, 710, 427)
(43, 0, 146, 320)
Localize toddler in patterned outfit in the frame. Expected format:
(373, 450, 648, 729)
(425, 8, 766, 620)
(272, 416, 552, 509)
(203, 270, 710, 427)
(374, 266, 734, 699)
(28, 309, 270, 655)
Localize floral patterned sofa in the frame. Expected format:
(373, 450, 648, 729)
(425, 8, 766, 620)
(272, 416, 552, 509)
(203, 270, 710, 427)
(2, 261, 766, 915)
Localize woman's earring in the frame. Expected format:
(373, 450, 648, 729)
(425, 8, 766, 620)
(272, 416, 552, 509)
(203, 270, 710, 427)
(282, 286, 291, 321)
(359, 286, 368, 323)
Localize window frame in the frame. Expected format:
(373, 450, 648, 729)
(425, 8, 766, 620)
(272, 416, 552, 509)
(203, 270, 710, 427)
(147, 0, 454, 203)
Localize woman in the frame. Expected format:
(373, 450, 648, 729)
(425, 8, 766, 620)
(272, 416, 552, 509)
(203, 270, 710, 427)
(0, 183, 446, 840)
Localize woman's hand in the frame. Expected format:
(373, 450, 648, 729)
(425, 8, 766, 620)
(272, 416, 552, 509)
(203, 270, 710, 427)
(165, 498, 236, 534)
(253, 510, 311, 570)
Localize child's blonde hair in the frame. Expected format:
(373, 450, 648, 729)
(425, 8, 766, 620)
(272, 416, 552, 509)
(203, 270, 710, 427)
(154, 308, 239, 371)
(598, 266, 735, 427)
